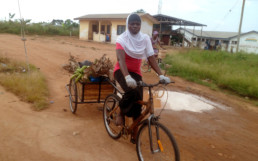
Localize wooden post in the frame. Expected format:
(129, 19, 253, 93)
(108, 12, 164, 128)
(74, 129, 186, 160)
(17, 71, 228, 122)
(98, 21, 102, 41)
(182, 26, 184, 48)
(200, 26, 203, 48)
(184, 26, 186, 47)
(192, 26, 195, 47)
(236, 0, 246, 52)
(159, 23, 162, 42)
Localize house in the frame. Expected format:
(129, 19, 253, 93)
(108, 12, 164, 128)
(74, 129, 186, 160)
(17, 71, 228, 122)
(178, 28, 237, 49)
(227, 31, 258, 53)
(178, 28, 258, 54)
(74, 13, 159, 44)
(152, 14, 206, 45)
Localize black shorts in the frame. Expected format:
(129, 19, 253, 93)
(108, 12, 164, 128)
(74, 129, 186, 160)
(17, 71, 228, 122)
(114, 70, 143, 119)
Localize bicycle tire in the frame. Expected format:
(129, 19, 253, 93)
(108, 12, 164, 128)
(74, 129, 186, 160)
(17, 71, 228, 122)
(103, 94, 123, 139)
(69, 79, 78, 114)
(136, 121, 180, 161)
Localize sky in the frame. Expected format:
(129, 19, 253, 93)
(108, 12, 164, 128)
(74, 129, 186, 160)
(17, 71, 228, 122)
(0, 0, 257, 32)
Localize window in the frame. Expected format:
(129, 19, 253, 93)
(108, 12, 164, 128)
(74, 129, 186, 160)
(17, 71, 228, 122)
(231, 41, 237, 44)
(117, 25, 125, 35)
(92, 25, 98, 33)
(223, 40, 229, 44)
(192, 37, 196, 41)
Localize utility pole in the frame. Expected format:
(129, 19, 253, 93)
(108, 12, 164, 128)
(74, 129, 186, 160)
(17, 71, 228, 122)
(158, 0, 162, 14)
(236, 0, 246, 52)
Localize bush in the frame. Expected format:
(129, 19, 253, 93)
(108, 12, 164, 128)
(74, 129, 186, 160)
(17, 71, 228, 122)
(0, 20, 79, 36)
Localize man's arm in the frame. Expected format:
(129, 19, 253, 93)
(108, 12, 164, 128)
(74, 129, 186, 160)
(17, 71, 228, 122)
(116, 49, 137, 88)
(147, 55, 162, 75)
(116, 49, 129, 77)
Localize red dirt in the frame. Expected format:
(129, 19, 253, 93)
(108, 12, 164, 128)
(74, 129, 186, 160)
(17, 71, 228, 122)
(0, 34, 257, 161)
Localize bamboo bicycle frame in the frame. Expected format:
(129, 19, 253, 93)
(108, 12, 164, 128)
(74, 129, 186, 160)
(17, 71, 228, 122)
(108, 83, 156, 136)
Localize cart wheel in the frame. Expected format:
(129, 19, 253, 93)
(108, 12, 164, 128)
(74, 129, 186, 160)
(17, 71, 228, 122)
(69, 78, 78, 113)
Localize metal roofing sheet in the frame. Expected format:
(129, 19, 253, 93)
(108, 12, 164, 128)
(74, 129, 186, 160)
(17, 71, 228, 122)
(153, 14, 207, 27)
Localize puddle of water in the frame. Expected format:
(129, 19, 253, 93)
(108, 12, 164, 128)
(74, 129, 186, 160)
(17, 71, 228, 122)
(144, 90, 227, 113)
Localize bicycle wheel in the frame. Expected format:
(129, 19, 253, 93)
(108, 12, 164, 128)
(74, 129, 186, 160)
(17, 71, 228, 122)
(141, 60, 150, 73)
(103, 94, 123, 139)
(69, 78, 78, 114)
(136, 121, 180, 161)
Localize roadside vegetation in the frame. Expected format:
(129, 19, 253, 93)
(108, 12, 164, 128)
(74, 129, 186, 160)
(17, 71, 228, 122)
(0, 54, 49, 110)
(164, 49, 258, 105)
(0, 13, 79, 36)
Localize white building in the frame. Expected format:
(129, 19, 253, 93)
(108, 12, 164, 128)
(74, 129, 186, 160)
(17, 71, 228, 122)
(178, 28, 258, 54)
(228, 31, 258, 53)
(74, 13, 159, 44)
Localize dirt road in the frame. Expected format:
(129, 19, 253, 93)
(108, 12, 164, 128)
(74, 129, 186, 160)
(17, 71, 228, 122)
(0, 34, 257, 161)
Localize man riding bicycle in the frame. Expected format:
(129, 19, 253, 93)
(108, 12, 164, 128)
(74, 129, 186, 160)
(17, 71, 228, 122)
(113, 13, 170, 144)
(151, 31, 163, 59)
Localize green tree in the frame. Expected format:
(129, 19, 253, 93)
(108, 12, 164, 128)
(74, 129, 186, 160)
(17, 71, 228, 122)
(63, 19, 73, 29)
(51, 19, 63, 26)
(135, 9, 146, 13)
(8, 13, 15, 22)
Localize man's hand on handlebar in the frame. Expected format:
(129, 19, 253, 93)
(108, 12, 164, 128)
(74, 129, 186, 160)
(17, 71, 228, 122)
(125, 75, 137, 88)
(159, 75, 170, 84)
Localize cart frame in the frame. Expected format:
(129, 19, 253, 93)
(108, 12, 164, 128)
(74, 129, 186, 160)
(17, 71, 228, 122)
(66, 76, 116, 113)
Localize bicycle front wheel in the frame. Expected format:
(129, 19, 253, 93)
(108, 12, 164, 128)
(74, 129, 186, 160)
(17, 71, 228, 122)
(136, 121, 180, 161)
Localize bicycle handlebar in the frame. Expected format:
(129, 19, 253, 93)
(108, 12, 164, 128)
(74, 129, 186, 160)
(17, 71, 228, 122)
(137, 79, 175, 87)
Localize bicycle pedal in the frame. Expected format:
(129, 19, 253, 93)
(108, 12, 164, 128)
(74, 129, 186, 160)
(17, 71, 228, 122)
(122, 134, 128, 140)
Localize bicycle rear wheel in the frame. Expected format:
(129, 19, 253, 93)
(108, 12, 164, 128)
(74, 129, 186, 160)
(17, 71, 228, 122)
(136, 121, 180, 161)
(69, 78, 78, 113)
(141, 60, 150, 73)
(103, 94, 123, 139)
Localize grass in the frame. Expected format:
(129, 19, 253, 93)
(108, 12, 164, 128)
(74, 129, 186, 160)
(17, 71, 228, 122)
(0, 55, 49, 110)
(164, 49, 258, 103)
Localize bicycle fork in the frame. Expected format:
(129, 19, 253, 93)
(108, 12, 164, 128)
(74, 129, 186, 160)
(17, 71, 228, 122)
(147, 114, 163, 154)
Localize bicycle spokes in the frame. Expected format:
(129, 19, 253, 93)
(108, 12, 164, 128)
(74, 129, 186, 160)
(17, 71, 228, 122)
(136, 121, 179, 161)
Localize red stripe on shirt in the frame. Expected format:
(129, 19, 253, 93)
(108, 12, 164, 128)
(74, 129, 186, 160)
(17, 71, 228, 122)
(114, 43, 142, 76)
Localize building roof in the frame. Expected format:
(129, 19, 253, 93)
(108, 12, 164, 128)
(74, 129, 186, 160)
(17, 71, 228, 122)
(153, 14, 207, 27)
(74, 13, 159, 24)
(179, 28, 238, 39)
(228, 30, 258, 39)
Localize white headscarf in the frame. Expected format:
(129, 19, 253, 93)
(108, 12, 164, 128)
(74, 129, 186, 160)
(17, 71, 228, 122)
(116, 14, 154, 59)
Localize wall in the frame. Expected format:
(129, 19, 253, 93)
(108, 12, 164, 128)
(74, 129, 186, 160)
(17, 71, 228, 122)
(228, 32, 258, 54)
(179, 29, 194, 47)
(110, 20, 126, 44)
(140, 17, 153, 37)
(79, 18, 155, 44)
(79, 20, 89, 40)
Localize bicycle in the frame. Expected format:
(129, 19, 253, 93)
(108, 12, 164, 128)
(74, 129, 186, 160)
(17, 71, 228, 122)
(103, 80, 180, 161)
(141, 57, 163, 73)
